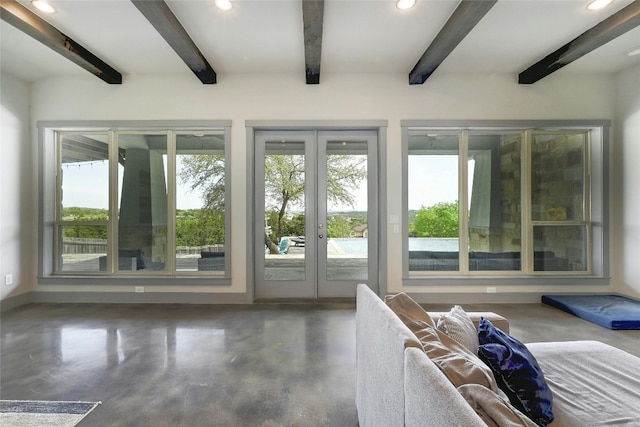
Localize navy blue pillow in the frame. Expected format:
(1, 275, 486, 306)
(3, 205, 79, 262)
(478, 317, 554, 427)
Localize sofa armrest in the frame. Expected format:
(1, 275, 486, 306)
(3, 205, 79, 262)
(356, 284, 421, 427)
(404, 347, 486, 427)
(428, 311, 509, 334)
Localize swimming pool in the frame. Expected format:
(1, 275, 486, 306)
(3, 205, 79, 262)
(330, 238, 459, 255)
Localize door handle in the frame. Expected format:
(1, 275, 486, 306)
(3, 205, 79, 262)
(319, 234, 324, 239)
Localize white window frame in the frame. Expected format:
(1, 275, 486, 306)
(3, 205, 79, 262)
(38, 121, 232, 286)
(401, 120, 610, 287)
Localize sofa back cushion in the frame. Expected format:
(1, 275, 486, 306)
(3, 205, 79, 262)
(385, 292, 436, 329)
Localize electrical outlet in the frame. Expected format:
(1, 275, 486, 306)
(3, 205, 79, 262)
(135, 286, 144, 293)
(4, 274, 13, 286)
(486, 286, 497, 293)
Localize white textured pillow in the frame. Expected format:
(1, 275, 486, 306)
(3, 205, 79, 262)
(436, 305, 479, 354)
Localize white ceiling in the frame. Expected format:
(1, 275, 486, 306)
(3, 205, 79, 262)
(1, 0, 639, 84)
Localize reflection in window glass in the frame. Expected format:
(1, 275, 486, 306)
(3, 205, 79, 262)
(468, 132, 521, 271)
(52, 127, 229, 277)
(58, 133, 109, 272)
(531, 133, 586, 222)
(407, 133, 459, 271)
(534, 226, 587, 271)
(404, 125, 597, 277)
(176, 133, 226, 273)
(531, 132, 588, 272)
(117, 134, 168, 272)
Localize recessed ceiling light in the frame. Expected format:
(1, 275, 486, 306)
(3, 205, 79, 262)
(32, 0, 55, 13)
(586, 0, 613, 11)
(214, 0, 232, 11)
(626, 46, 640, 57)
(396, 0, 416, 10)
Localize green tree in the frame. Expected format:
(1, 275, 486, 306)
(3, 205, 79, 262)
(177, 155, 226, 247)
(410, 202, 459, 238)
(265, 154, 305, 244)
(179, 152, 366, 254)
(176, 209, 225, 247)
(61, 208, 108, 239)
(327, 215, 353, 238)
(263, 154, 366, 253)
(287, 213, 306, 237)
(178, 154, 225, 211)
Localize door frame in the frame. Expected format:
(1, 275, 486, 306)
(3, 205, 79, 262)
(246, 121, 388, 301)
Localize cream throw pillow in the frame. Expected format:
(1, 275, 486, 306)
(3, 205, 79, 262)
(384, 292, 436, 329)
(437, 305, 480, 354)
(385, 293, 500, 393)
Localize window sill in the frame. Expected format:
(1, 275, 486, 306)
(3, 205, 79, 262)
(39, 275, 232, 287)
(402, 275, 611, 287)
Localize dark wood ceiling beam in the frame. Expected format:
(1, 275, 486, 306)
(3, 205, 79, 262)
(131, 0, 217, 84)
(409, 0, 497, 85)
(519, 1, 640, 84)
(0, 0, 122, 84)
(302, 0, 324, 84)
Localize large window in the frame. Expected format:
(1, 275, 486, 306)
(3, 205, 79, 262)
(403, 122, 608, 281)
(47, 124, 230, 279)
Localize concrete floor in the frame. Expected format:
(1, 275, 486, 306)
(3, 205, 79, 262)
(1, 300, 639, 426)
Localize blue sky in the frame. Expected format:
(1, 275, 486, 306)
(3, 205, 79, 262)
(62, 156, 462, 212)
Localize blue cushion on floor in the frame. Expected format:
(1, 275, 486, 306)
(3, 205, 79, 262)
(478, 318, 554, 427)
(542, 294, 640, 330)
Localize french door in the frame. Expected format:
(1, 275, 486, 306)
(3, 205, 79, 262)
(254, 129, 379, 299)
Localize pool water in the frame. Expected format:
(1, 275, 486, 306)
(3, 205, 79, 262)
(330, 237, 458, 255)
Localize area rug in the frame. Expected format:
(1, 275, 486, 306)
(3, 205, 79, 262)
(542, 294, 640, 330)
(0, 400, 100, 427)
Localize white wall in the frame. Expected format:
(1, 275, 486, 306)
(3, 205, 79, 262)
(1, 72, 34, 304)
(27, 71, 620, 299)
(615, 63, 640, 299)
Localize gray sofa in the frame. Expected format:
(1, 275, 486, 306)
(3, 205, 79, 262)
(355, 284, 640, 427)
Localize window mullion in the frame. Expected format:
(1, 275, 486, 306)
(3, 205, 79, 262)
(586, 131, 592, 273)
(224, 125, 232, 277)
(109, 131, 119, 274)
(521, 130, 532, 274)
(459, 131, 469, 274)
(167, 131, 177, 273)
(54, 132, 63, 273)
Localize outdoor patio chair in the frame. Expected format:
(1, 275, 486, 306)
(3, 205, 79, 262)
(278, 237, 291, 254)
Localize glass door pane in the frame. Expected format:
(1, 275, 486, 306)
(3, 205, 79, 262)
(254, 131, 315, 299)
(318, 130, 378, 298)
(324, 139, 369, 281)
(264, 139, 307, 282)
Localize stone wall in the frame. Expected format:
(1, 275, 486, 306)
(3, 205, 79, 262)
(468, 133, 521, 254)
